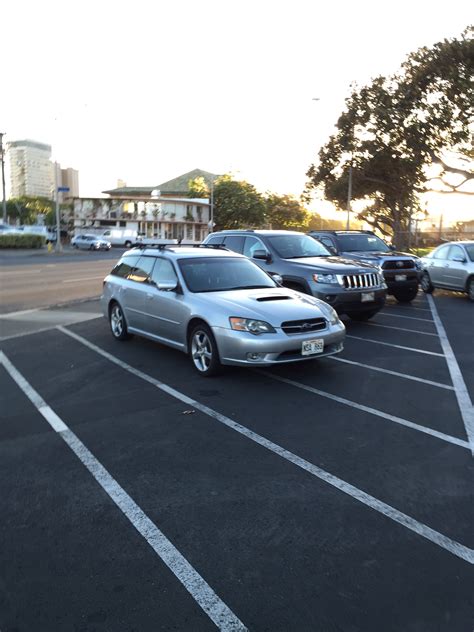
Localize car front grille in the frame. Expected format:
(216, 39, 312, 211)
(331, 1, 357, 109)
(337, 273, 379, 289)
(382, 260, 415, 270)
(281, 317, 327, 335)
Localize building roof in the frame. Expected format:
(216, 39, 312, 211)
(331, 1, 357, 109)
(8, 139, 52, 152)
(103, 169, 220, 197)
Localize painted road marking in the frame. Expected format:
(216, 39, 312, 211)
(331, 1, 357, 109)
(427, 295, 474, 456)
(0, 351, 247, 632)
(346, 336, 444, 357)
(327, 357, 454, 390)
(258, 371, 467, 450)
(384, 305, 432, 312)
(62, 276, 105, 283)
(55, 327, 474, 564)
(363, 322, 439, 337)
(376, 312, 434, 323)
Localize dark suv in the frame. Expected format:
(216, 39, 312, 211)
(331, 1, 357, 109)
(203, 230, 386, 320)
(308, 230, 421, 302)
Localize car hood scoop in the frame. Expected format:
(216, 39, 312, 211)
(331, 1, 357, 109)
(255, 294, 293, 302)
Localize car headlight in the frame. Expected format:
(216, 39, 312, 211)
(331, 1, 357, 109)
(229, 317, 276, 335)
(313, 273, 339, 284)
(317, 302, 340, 325)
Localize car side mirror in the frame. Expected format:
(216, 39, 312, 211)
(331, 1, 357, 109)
(157, 280, 178, 291)
(253, 249, 271, 262)
(328, 246, 337, 255)
(389, 245, 396, 251)
(452, 255, 466, 263)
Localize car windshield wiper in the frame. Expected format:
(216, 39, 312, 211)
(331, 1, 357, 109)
(284, 254, 325, 259)
(220, 285, 274, 290)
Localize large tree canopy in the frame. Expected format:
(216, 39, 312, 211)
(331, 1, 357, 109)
(305, 27, 474, 248)
(264, 194, 310, 230)
(213, 175, 266, 230)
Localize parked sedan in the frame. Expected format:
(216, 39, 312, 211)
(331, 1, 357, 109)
(71, 234, 112, 250)
(101, 245, 346, 376)
(420, 241, 474, 301)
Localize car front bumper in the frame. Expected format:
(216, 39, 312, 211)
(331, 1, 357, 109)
(213, 322, 346, 366)
(311, 286, 386, 314)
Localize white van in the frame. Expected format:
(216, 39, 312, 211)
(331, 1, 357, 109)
(21, 225, 57, 242)
(100, 228, 140, 247)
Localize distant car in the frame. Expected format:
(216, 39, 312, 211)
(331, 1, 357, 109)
(71, 234, 111, 251)
(420, 241, 474, 301)
(101, 244, 346, 376)
(308, 230, 421, 303)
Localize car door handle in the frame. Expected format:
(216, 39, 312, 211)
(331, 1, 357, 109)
(444, 264, 450, 268)
(146, 293, 154, 299)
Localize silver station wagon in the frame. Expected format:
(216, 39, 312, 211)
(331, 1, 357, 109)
(101, 244, 346, 376)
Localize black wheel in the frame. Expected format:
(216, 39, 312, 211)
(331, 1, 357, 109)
(467, 277, 474, 302)
(346, 309, 379, 321)
(393, 287, 419, 302)
(420, 273, 434, 294)
(109, 302, 131, 341)
(125, 240, 132, 248)
(189, 323, 221, 376)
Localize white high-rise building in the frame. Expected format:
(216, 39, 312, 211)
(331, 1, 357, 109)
(7, 139, 54, 199)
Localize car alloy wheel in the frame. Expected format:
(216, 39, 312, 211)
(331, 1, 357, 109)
(468, 278, 474, 302)
(421, 272, 434, 294)
(190, 324, 220, 376)
(109, 303, 130, 340)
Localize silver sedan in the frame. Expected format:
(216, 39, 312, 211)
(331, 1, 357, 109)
(71, 234, 112, 250)
(420, 241, 474, 301)
(101, 245, 346, 376)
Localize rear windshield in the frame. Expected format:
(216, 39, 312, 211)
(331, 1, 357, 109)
(178, 257, 276, 292)
(336, 234, 390, 252)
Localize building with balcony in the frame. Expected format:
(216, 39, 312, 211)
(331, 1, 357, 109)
(7, 139, 54, 198)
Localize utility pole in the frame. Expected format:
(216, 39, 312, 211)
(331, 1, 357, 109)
(209, 178, 215, 234)
(54, 162, 62, 252)
(346, 163, 353, 230)
(0, 132, 7, 223)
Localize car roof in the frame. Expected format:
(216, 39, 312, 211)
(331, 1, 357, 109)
(435, 241, 474, 246)
(209, 229, 305, 236)
(124, 245, 246, 259)
(309, 230, 375, 235)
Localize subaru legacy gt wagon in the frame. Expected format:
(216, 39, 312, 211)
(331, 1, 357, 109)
(101, 244, 346, 376)
(203, 230, 386, 321)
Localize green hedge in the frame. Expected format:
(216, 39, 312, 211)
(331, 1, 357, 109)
(0, 233, 46, 248)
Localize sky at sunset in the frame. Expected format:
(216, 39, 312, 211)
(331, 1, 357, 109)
(2, 0, 472, 223)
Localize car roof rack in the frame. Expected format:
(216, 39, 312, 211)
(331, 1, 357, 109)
(134, 240, 229, 251)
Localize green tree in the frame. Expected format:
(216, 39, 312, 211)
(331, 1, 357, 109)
(305, 27, 474, 248)
(264, 194, 310, 230)
(188, 176, 209, 198)
(213, 175, 266, 230)
(6, 196, 54, 225)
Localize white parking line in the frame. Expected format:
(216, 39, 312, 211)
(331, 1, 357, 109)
(427, 295, 474, 457)
(54, 327, 474, 564)
(384, 305, 432, 312)
(0, 308, 43, 319)
(377, 312, 434, 323)
(364, 322, 439, 337)
(346, 335, 444, 357)
(327, 357, 454, 390)
(0, 351, 247, 632)
(258, 371, 467, 449)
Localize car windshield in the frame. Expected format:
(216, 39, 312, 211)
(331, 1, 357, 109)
(465, 244, 474, 261)
(336, 234, 390, 252)
(268, 234, 330, 258)
(179, 257, 276, 293)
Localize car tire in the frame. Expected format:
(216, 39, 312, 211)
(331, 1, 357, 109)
(420, 273, 434, 294)
(393, 287, 419, 302)
(109, 302, 131, 341)
(347, 309, 379, 321)
(467, 277, 474, 302)
(125, 240, 132, 248)
(189, 323, 221, 377)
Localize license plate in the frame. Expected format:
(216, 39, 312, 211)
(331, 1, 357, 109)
(302, 339, 324, 356)
(361, 291, 375, 302)
(395, 274, 407, 281)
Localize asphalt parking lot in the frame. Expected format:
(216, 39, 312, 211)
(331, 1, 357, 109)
(1, 291, 473, 631)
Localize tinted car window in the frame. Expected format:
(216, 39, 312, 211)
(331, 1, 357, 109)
(448, 245, 465, 261)
(433, 245, 451, 260)
(179, 257, 275, 292)
(243, 236, 268, 257)
(151, 258, 178, 285)
(111, 254, 140, 278)
(335, 234, 389, 252)
(465, 245, 474, 262)
(129, 256, 155, 283)
(206, 235, 224, 246)
(223, 235, 245, 253)
(268, 234, 330, 258)
(318, 236, 335, 250)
